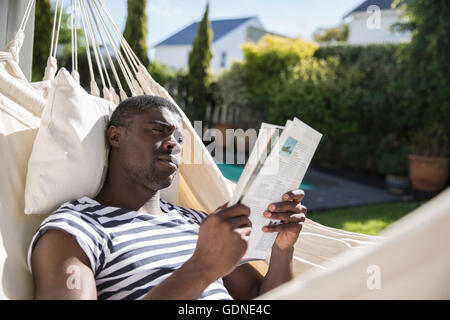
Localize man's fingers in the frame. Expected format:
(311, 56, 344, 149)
(213, 202, 229, 213)
(268, 201, 307, 215)
(216, 203, 250, 219)
(282, 189, 305, 203)
(228, 216, 252, 229)
(263, 221, 304, 233)
(264, 211, 306, 222)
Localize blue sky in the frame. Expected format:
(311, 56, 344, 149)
(101, 0, 363, 54)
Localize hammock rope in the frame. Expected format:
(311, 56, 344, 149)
(90, 0, 141, 97)
(77, 0, 98, 97)
(70, 0, 80, 83)
(86, 0, 128, 101)
(18, 0, 36, 34)
(5, 0, 35, 64)
(79, 0, 109, 98)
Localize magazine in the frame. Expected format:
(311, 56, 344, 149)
(228, 118, 322, 262)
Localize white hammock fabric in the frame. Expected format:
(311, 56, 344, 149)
(0, 93, 44, 299)
(0, 0, 400, 300)
(259, 187, 450, 299)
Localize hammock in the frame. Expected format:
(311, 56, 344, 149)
(3, 0, 445, 300)
(258, 187, 450, 299)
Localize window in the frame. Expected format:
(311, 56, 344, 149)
(220, 51, 227, 68)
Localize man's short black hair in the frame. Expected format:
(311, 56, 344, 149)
(109, 95, 181, 129)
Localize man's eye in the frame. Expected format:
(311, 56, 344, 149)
(152, 129, 163, 133)
(178, 137, 184, 144)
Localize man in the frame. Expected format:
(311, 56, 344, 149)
(28, 95, 307, 300)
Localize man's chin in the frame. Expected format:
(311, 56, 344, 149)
(150, 170, 177, 191)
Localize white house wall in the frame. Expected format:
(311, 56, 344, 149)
(154, 45, 192, 71)
(210, 18, 264, 72)
(347, 9, 410, 45)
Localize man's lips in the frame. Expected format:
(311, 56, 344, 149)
(157, 155, 179, 169)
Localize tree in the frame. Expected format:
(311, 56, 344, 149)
(240, 35, 318, 118)
(313, 24, 349, 43)
(186, 3, 213, 122)
(123, 0, 150, 68)
(32, 0, 53, 81)
(393, 0, 450, 136)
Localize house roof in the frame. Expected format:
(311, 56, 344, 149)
(154, 16, 256, 47)
(344, 0, 397, 18)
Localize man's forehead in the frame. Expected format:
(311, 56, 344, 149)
(137, 107, 182, 128)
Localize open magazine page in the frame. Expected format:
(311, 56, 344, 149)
(228, 122, 284, 206)
(239, 117, 322, 261)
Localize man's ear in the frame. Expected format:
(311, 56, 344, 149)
(107, 125, 123, 148)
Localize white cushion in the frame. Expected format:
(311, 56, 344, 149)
(24, 68, 115, 215)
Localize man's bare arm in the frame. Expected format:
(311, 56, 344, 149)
(31, 229, 98, 300)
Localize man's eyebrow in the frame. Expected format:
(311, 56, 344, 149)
(148, 120, 173, 128)
(148, 120, 183, 135)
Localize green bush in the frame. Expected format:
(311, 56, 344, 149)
(148, 61, 176, 88)
(215, 35, 318, 128)
(240, 35, 318, 118)
(266, 45, 408, 173)
(376, 134, 409, 176)
(267, 57, 360, 169)
(392, 0, 450, 137)
(216, 40, 417, 174)
(313, 24, 349, 43)
(214, 62, 256, 127)
(410, 123, 449, 157)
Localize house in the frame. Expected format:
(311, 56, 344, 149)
(344, 0, 410, 44)
(154, 16, 271, 72)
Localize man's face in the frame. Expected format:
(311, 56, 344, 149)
(113, 107, 183, 191)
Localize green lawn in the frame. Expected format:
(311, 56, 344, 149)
(309, 201, 425, 235)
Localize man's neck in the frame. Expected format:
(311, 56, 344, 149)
(94, 177, 164, 215)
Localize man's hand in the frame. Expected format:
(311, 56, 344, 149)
(221, 190, 307, 299)
(190, 204, 252, 282)
(263, 189, 307, 250)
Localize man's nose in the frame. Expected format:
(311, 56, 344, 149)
(162, 134, 181, 153)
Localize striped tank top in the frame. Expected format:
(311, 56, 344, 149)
(27, 196, 232, 300)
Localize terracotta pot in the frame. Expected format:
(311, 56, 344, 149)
(408, 154, 450, 192)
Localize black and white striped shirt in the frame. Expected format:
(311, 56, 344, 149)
(27, 196, 232, 300)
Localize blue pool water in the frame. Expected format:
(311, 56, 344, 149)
(216, 163, 314, 190)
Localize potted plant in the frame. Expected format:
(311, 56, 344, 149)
(377, 135, 410, 195)
(408, 123, 450, 192)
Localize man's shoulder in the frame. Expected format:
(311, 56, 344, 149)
(54, 196, 102, 213)
(47, 196, 105, 226)
(29, 196, 108, 275)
